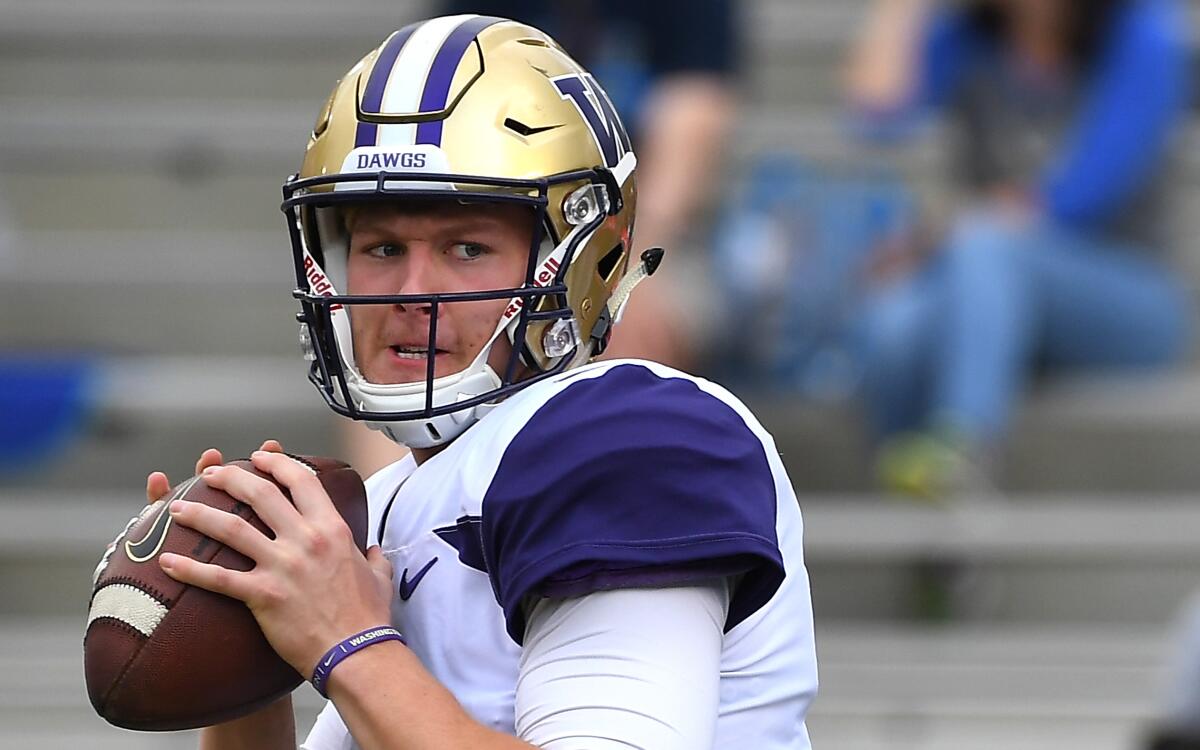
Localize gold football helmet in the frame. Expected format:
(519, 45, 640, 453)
(282, 15, 655, 448)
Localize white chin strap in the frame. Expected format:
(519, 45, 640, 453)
(368, 366, 502, 449)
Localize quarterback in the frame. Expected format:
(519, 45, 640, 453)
(146, 14, 817, 750)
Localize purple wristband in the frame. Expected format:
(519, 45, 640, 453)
(311, 626, 405, 698)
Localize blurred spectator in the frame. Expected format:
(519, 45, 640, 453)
(844, 0, 1194, 498)
(708, 155, 916, 399)
(346, 1, 741, 477)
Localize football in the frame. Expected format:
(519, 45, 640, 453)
(84, 454, 367, 731)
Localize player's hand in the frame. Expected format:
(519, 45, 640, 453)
(103, 442, 287, 591)
(144, 440, 284, 505)
(157, 449, 393, 678)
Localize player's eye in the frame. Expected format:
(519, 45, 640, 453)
(449, 242, 487, 261)
(365, 243, 404, 258)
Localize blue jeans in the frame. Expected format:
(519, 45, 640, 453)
(855, 212, 1193, 441)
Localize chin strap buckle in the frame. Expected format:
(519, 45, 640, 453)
(587, 247, 665, 358)
(607, 247, 664, 325)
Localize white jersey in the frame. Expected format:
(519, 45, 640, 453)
(302, 360, 818, 748)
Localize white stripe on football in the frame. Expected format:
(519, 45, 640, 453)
(88, 584, 169, 638)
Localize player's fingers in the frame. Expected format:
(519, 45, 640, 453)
(249, 451, 338, 522)
(366, 545, 394, 582)
(167, 499, 273, 562)
(258, 439, 284, 453)
(194, 448, 225, 476)
(159, 552, 254, 602)
(146, 472, 171, 505)
(201, 464, 302, 532)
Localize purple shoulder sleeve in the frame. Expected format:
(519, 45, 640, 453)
(481, 365, 784, 645)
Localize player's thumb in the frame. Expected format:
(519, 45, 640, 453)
(365, 545, 393, 582)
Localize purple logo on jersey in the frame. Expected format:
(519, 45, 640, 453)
(398, 557, 439, 601)
(552, 73, 632, 169)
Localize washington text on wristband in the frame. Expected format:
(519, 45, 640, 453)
(311, 626, 405, 698)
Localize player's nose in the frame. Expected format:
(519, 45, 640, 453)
(393, 246, 444, 310)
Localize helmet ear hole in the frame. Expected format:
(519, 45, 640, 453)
(597, 243, 625, 283)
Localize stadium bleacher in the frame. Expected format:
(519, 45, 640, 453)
(2, 1, 1199, 747)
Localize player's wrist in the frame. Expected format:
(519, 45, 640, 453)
(311, 626, 406, 698)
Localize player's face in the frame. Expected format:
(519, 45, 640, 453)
(344, 202, 533, 385)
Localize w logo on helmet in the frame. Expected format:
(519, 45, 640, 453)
(552, 73, 632, 170)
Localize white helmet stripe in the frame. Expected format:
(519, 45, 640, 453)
(376, 15, 479, 148)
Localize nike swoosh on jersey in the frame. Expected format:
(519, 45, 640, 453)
(398, 557, 439, 601)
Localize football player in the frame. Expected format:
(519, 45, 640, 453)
(146, 15, 818, 749)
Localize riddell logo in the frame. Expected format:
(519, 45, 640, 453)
(356, 152, 427, 170)
(303, 256, 343, 311)
(504, 257, 561, 319)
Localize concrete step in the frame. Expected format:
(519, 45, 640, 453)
(1, 169, 287, 232)
(803, 495, 1200, 624)
(808, 623, 1167, 750)
(0, 97, 310, 174)
(10, 230, 285, 286)
(3, 230, 298, 355)
(5, 478, 1200, 622)
(743, 369, 1200, 494)
(0, 0, 849, 56)
(2, 277, 299, 356)
(0, 48, 350, 106)
(0, 616, 1168, 750)
(0, 0, 433, 51)
(805, 495, 1200, 564)
(5, 0, 1188, 58)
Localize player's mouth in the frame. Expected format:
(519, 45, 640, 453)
(372, 345, 453, 383)
(388, 345, 449, 361)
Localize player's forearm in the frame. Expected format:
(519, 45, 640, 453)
(198, 694, 296, 750)
(844, 0, 930, 109)
(328, 641, 534, 750)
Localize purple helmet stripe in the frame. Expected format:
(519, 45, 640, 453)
(414, 15, 505, 146)
(354, 23, 421, 148)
